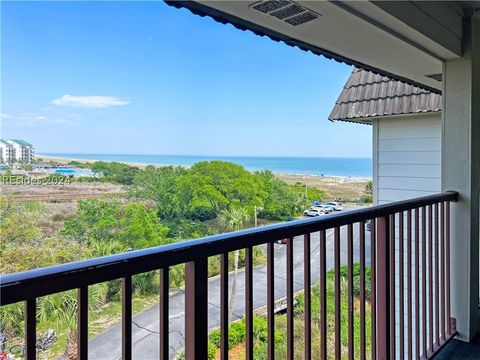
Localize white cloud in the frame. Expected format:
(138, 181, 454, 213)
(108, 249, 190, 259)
(51, 94, 130, 108)
(1, 113, 80, 127)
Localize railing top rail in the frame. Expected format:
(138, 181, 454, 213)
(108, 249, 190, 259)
(0, 191, 458, 305)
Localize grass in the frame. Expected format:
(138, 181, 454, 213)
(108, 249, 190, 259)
(6, 294, 158, 360)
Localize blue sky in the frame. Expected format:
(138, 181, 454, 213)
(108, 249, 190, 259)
(1, 1, 372, 157)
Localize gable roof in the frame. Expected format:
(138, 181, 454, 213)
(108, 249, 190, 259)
(0, 139, 10, 146)
(328, 68, 442, 124)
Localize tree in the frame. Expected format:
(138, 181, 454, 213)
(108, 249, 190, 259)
(191, 161, 265, 210)
(90, 161, 140, 184)
(130, 165, 187, 219)
(62, 199, 169, 249)
(365, 180, 373, 194)
(62, 199, 122, 245)
(217, 207, 251, 325)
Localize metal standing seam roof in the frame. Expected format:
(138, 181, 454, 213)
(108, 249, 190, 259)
(329, 68, 442, 124)
(9, 139, 33, 147)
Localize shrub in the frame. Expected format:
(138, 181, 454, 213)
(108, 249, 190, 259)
(359, 194, 372, 204)
(209, 319, 246, 350)
(208, 341, 217, 360)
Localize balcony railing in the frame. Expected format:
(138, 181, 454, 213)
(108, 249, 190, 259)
(0, 191, 458, 359)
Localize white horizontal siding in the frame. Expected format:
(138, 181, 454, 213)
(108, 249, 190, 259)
(378, 176, 441, 191)
(379, 164, 441, 178)
(379, 151, 441, 165)
(379, 137, 441, 152)
(374, 113, 441, 204)
(376, 115, 441, 346)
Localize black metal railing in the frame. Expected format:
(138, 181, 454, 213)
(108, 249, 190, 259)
(0, 191, 458, 359)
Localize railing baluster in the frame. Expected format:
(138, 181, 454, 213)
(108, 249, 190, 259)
(377, 216, 390, 360)
(415, 208, 420, 359)
(304, 233, 312, 360)
(122, 276, 132, 360)
(287, 237, 294, 360)
(78, 286, 88, 360)
(160, 268, 169, 360)
(220, 253, 229, 360)
(245, 246, 254, 360)
(389, 214, 396, 358)
(446, 201, 451, 336)
(428, 205, 433, 354)
(348, 224, 354, 360)
(370, 220, 376, 360)
(399, 212, 404, 360)
(359, 221, 366, 360)
(407, 209, 412, 360)
(320, 230, 327, 360)
(25, 298, 36, 360)
(0, 192, 460, 360)
(441, 202, 446, 341)
(267, 243, 275, 360)
(435, 203, 439, 349)
(185, 259, 208, 360)
(334, 227, 341, 360)
(422, 206, 427, 358)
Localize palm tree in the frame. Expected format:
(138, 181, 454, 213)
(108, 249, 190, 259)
(217, 207, 251, 325)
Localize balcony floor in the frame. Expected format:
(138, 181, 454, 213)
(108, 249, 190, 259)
(434, 332, 480, 359)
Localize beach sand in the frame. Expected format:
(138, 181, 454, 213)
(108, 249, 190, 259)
(276, 173, 369, 202)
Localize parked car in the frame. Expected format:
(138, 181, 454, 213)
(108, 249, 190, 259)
(311, 205, 331, 214)
(323, 204, 336, 213)
(303, 208, 326, 217)
(327, 201, 344, 211)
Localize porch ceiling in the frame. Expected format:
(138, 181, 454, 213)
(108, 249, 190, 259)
(166, 1, 480, 93)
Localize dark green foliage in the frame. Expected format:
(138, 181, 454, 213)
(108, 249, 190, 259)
(166, 219, 218, 240)
(130, 163, 320, 222)
(365, 180, 373, 194)
(359, 194, 373, 204)
(209, 319, 246, 349)
(90, 161, 140, 184)
(130, 165, 188, 219)
(62, 199, 169, 248)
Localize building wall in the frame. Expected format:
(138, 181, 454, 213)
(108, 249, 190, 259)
(372, 112, 442, 205)
(372, 112, 442, 357)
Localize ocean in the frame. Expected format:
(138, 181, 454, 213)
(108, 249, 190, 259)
(40, 153, 372, 178)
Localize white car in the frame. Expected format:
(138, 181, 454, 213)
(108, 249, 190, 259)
(303, 208, 326, 217)
(311, 204, 331, 214)
(327, 201, 344, 211)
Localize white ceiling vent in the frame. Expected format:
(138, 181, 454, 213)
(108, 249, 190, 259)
(251, 0, 320, 26)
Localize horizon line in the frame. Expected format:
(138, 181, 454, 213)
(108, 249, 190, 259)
(39, 152, 372, 160)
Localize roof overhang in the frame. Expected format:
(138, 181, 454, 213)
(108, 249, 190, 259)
(335, 109, 442, 125)
(165, 1, 480, 93)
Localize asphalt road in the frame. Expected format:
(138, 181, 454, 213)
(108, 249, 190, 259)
(89, 207, 371, 359)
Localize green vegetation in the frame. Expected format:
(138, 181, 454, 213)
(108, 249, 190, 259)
(89, 161, 140, 184)
(129, 161, 321, 222)
(0, 160, 332, 358)
(205, 265, 372, 360)
(360, 179, 373, 204)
